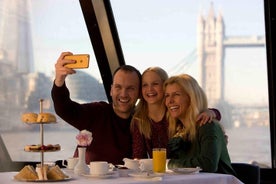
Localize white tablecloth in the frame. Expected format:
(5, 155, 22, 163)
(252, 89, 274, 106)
(0, 170, 243, 184)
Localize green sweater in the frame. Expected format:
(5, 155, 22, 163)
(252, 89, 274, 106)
(168, 122, 236, 176)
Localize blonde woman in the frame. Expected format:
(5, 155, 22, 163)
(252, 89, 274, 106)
(130, 67, 221, 159)
(164, 74, 236, 175)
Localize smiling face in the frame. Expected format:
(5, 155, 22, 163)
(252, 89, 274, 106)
(164, 83, 190, 123)
(110, 70, 140, 119)
(141, 71, 164, 105)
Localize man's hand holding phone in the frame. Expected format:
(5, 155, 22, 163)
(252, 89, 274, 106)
(64, 54, 90, 69)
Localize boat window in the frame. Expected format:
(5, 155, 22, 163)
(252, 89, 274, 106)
(0, 0, 106, 163)
(0, 0, 270, 169)
(110, 0, 269, 167)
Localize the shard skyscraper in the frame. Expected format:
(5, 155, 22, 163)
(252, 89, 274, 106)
(0, 0, 34, 74)
(0, 0, 43, 131)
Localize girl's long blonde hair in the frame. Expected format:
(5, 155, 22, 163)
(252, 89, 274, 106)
(164, 74, 208, 142)
(130, 67, 168, 139)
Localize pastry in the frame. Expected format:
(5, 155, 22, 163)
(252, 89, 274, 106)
(21, 113, 38, 123)
(14, 165, 38, 180)
(37, 113, 56, 123)
(24, 144, 61, 152)
(45, 144, 61, 151)
(21, 112, 56, 123)
(47, 165, 68, 180)
(24, 144, 40, 151)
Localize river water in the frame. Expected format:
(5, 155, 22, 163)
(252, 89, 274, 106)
(1, 126, 271, 167)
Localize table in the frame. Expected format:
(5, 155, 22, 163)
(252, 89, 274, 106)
(0, 170, 243, 184)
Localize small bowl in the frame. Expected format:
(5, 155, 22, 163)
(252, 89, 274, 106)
(118, 167, 132, 177)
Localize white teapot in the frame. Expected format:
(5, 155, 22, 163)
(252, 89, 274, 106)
(139, 159, 153, 172)
(123, 158, 140, 171)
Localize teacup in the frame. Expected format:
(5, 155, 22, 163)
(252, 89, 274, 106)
(139, 159, 153, 172)
(123, 158, 140, 171)
(62, 157, 79, 169)
(90, 161, 109, 175)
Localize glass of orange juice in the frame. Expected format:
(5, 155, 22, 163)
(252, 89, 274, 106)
(152, 148, 167, 173)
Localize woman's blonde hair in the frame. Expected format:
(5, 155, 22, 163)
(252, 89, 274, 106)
(130, 67, 168, 139)
(164, 74, 208, 142)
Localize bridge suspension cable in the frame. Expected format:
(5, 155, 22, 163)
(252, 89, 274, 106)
(168, 49, 197, 75)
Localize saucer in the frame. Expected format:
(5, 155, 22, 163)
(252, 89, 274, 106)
(128, 172, 164, 179)
(170, 167, 201, 174)
(82, 171, 119, 179)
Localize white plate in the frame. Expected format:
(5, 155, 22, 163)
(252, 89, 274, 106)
(170, 167, 201, 174)
(14, 176, 72, 182)
(82, 171, 119, 179)
(128, 172, 164, 179)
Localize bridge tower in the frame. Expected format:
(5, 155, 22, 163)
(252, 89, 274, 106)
(197, 3, 265, 126)
(197, 3, 225, 106)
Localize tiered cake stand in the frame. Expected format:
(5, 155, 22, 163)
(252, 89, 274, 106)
(23, 99, 58, 169)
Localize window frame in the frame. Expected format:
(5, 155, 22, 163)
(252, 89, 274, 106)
(264, 0, 276, 170)
(79, 0, 125, 103)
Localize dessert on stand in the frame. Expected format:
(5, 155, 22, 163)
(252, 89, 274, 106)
(14, 99, 70, 181)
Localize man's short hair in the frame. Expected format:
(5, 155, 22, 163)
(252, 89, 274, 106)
(113, 65, 142, 89)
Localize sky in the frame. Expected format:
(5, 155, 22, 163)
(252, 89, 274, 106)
(30, 0, 267, 105)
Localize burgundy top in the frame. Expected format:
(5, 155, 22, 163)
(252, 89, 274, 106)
(51, 83, 132, 165)
(132, 116, 169, 159)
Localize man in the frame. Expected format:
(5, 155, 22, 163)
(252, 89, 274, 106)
(51, 52, 141, 165)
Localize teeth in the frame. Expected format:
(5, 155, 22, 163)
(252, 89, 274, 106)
(119, 99, 129, 103)
(147, 93, 156, 97)
(169, 106, 178, 110)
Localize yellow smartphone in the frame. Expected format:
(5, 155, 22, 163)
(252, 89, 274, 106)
(64, 54, 90, 69)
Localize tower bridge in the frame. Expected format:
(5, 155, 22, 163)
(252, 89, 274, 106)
(197, 3, 265, 127)
(169, 3, 266, 127)
(170, 5, 265, 104)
